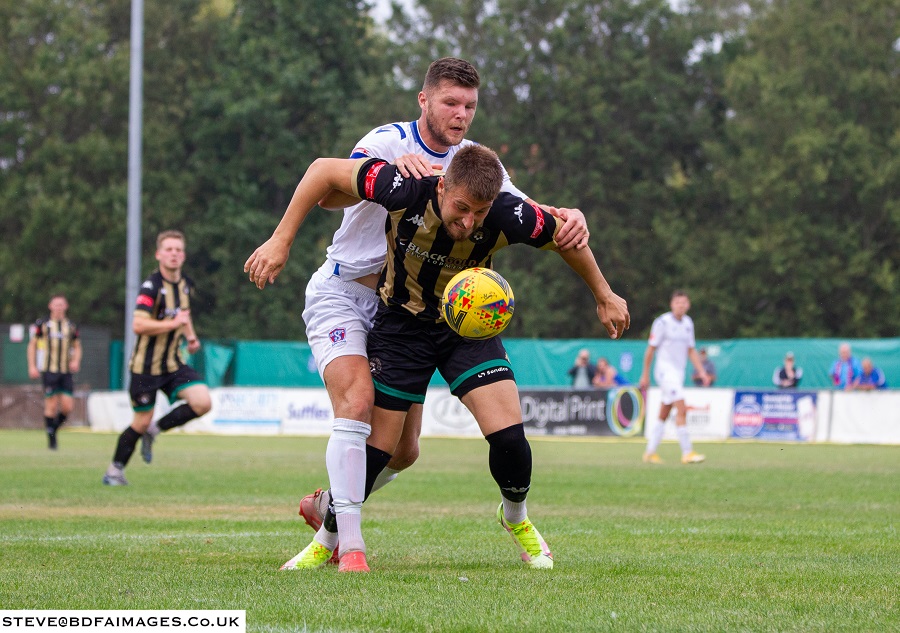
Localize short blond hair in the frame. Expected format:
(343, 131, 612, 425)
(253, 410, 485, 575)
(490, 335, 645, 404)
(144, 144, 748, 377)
(156, 230, 186, 249)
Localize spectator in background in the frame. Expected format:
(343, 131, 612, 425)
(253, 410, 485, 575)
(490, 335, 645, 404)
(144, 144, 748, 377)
(568, 349, 596, 388)
(592, 357, 620, 388)
(692, 348, 716, 387)
(857, 358, 887, 391)
(773, 351, 803, 389)
(830, 342, 862, 391)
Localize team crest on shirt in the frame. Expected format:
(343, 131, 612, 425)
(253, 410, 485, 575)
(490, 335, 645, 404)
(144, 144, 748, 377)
(329, 327, 347, 346)
(469, 227, 490, 243)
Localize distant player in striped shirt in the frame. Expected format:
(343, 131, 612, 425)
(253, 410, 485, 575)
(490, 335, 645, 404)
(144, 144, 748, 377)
(27, 294, 82, 450)
(102, 230, 212, 486)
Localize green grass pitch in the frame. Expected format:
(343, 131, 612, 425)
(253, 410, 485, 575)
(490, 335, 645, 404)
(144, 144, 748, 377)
(0, 429, 897, 632)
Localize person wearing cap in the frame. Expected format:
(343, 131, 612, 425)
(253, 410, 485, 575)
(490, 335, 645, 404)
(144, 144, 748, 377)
(773, 352, 803, 389)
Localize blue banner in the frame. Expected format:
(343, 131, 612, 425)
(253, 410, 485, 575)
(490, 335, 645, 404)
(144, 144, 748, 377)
(732, 390, 818, 441)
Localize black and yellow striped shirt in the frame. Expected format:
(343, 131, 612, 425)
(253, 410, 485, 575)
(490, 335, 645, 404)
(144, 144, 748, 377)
(33, 318, 79, 373)
(350, 157, 562, 321)
(128, 271, 194, 375)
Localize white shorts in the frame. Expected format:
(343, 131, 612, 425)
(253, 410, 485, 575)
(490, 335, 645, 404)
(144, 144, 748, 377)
(303, 260, 380, 380)
(654, 365, 686, 405)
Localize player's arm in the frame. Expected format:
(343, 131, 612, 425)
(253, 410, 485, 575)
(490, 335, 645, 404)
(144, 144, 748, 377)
(26, 330, 39, 379)
(69, 338, 82, 373)
(639, 346, 656, 390)
(556, 246, 629, 340)
(132, 311, 191, 336)
(688, 348, 711, 386)
(244, 158, 364, 289)
(182, 311, 201, 354)
(532, 202, 589, 252)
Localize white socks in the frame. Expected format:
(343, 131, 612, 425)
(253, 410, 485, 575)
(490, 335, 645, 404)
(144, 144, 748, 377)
(645, 419, 667, 454)
(502, 498, 528, 525)
(676, 425, 693, 454)
(325, 417, 370, 553)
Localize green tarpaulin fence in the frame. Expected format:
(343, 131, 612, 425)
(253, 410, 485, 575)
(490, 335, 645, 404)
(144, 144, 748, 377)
(109, 337, 897, 390)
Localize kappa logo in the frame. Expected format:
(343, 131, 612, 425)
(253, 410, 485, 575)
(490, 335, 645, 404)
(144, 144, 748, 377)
(407, 214, 426, 227)
(329, 327, 347, 346)
(392, 172, 403, 191)
(514, 202, 524, 224)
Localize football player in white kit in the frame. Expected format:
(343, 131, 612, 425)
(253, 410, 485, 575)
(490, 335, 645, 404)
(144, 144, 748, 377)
(638, 290, 710, 465)
(245, 58, 589, 571)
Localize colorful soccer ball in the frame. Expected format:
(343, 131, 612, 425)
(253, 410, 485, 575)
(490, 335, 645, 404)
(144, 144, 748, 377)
(441, 267, 515, 339)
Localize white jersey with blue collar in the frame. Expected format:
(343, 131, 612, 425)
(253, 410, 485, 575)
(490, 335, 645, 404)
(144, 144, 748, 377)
(648, 311, 696, 374)
(323, 120, 527, 280)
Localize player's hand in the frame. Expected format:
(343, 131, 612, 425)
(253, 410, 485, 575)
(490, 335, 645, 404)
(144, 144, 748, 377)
(548, 206, 589, 251)
(173, 310, 192, 328)
(187, 338, 201, 354)
(244, 237, 291, 289)
(394, 154, 440, 179)
(68, 361, 80, 373)
(639, 375, 649, 390)
(28, 367, 40, 380)
(596, 292, 630, 340)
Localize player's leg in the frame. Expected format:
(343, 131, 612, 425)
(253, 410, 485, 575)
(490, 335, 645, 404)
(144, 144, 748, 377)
(643, 401, 671, 463)
(644, 367, 679, 463)
(674, 399, 704, 463)
(461, 381, 553, 569)
(286, 272, 379, 570)
(104, 374, 158, 484)
(41, 374, 59, 449)
(103, 409, 153, 486)
(141, 368, 209, 463)
(320, 355, 377, 559)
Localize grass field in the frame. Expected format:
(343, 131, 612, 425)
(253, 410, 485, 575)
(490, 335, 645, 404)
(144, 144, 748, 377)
(0, 429, 897, 632)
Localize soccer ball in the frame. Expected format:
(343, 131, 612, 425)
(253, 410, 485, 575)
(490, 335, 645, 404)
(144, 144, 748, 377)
(441, 267, 515, 339)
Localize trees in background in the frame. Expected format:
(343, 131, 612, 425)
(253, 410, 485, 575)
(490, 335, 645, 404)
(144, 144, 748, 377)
(1, 0, 896, 340)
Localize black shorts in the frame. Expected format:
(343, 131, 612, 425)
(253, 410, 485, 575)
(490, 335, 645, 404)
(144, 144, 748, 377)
(367, 305, 515, 411)
(129, 365, 204, 412)
(42, 372, 74, 397)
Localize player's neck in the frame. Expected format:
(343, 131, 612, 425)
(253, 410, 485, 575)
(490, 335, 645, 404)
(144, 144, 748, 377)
(159, 266, 182, 283)
(415, 118, 450, 154)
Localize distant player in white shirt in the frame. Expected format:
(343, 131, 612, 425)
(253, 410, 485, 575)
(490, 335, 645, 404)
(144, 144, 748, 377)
(639, 290, 710, 465)
(245, 57, 589, 571)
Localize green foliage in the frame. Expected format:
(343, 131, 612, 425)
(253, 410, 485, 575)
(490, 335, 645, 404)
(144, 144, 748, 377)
(0, 0, 896, 340)
(706, 0, 899, 336)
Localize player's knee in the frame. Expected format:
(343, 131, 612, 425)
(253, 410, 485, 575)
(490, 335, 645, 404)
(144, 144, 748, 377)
(332, 391, 374, 423)
(187, 392, 212, 416)
(387, 443, 419, 471)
